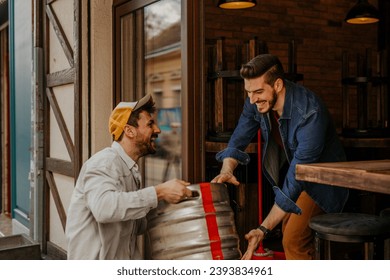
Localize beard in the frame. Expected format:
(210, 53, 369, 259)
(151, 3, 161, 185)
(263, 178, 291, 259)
(136, 134, 158, 157)
(256, 89, 278, 114)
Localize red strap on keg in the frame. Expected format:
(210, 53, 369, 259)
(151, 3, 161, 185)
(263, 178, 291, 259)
(199, 182, 224, 260)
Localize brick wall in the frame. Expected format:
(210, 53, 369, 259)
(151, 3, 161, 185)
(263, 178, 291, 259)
(205, 0, 380, 131)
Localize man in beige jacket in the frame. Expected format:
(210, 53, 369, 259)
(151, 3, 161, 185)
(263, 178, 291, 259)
(65, 94, 192, 259)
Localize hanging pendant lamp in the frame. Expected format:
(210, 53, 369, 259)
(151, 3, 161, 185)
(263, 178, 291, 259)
(345, 0, 379, 24)
(218, 0, 257, 10)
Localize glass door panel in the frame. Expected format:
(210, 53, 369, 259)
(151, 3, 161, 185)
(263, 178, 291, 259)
(115, 0, 182, 186)
(144, 0, 182, 186)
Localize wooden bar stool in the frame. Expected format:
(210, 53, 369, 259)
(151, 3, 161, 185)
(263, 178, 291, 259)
(309, 213, 390, 260)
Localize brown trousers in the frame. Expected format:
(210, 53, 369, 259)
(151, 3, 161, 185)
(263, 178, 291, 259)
(282, 191, 325, 260)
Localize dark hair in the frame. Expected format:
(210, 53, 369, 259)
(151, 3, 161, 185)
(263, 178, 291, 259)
(116, 97, 156, 141)
(127, 97, 156, 128)
(240, 54, 285, 86)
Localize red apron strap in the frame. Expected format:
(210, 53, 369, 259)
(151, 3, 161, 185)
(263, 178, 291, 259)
(199, 182, 224, 260)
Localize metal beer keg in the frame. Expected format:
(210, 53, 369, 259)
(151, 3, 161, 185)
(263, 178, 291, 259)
(146, 182, 241, 260)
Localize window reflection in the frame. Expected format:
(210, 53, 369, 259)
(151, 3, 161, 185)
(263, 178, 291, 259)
(144, 0, 182, 186)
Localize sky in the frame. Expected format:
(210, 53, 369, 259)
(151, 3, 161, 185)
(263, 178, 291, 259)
(145, 0, 181, 38)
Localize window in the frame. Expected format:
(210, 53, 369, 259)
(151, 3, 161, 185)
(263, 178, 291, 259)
(114, 0, 182, 186)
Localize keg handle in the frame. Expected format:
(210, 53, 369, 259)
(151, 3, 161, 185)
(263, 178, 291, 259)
(191, 190, 200, 198)
(181, 190, 200, 202)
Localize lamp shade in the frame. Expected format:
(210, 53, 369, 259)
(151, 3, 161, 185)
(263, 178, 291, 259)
(218, 0, 257, 10)
(345, 0, 379, 24)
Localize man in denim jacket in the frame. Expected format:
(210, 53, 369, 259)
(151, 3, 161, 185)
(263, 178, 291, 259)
(211, 54, 348, 260)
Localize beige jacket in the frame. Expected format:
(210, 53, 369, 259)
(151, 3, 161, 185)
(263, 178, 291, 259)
(65, 141, 157, 259)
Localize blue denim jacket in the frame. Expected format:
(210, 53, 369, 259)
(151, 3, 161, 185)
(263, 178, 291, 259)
(216, 80, 349, 214)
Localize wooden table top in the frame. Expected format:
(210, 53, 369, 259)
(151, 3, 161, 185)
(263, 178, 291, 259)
(295, 159, 390, 195)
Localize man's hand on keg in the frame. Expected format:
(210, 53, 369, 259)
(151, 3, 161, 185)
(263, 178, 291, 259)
(155, 179, 192, 203)
(211, 157, 240, 186)
(211, 172, 240, 186)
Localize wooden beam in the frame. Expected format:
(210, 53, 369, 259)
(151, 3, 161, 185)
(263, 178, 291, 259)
(46, 171, 67, 231)
(45, 3, 74, 67)
(46, 157, 74, 177)
(46, 87, 75, 162)
(46, 68, 75, 87)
